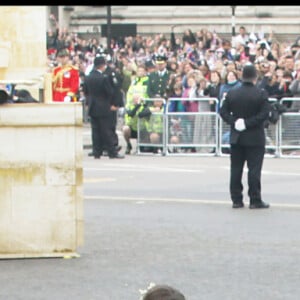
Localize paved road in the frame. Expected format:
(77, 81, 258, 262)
(1, 149, 300, 300)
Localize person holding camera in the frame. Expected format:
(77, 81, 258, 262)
(122, 64, 149, 154)
(219, 64, 270, 209)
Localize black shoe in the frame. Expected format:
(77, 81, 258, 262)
(94, 155, 101, 159)
(232, 202, 244, 208)
(125, 143, 132, 154)
(249, 201, 270, 209)
(88, 151, 94, 157)
(109, 153, 125, 159)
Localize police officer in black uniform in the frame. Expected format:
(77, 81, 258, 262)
(219, 63, 270, 209)
(103, 56, 124, 152)
(84, 56, 124, 159)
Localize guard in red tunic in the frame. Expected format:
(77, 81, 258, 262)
(52, 48, 79, 102)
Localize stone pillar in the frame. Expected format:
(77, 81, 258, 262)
(0, 103, 83, 258)
(0, 6, 50, 101)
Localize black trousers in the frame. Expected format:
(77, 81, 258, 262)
(110, 110, 119, 147)
(230, 144, 265, 204)
(90, 115, 117, 157)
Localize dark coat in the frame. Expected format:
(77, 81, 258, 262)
(83, 69, 113, 117)
(147, 70, 170, 98)
(219, 82, 270, 146)
(103, 65, 124, 107)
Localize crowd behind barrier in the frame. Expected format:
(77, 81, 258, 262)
(134, 97, 300, 158)
(44, 16, 300, 159)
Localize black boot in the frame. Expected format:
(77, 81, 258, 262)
(125, 142, 132, 154)
(249, 201, 270, 209)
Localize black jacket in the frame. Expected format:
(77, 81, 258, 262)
(103, 65, 124, 107)
(219, 82, 270, 146)
(83, 69, 113, 117)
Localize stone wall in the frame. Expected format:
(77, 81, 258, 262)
(63, 5, 300, 43)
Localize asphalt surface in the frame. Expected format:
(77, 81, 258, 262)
(1, 123, 300, 300)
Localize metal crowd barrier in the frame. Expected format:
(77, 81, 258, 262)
(265, 98, 279, 157)
(165, 97, 219, 156)
(278, 97, 300, 158)
(135, 97, 300, 158)
(136, 97, 167, 155)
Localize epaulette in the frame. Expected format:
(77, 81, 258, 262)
(72, 65, 79, 70)
(66, 64, 78, 70)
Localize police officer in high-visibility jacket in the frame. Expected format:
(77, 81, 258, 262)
(123, 64, 149, 154)
(52, 48, 79, 102)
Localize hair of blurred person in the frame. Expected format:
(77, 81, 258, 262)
(142, 284, 186, 300)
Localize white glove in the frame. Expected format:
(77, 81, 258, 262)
(64, 95, 72, 102)
(235, 118, 246, 132)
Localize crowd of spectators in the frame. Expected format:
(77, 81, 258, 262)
(46, 19, 300, 110)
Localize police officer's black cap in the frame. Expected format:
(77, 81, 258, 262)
(242, 64, 257, 82)
(155, 54, 167, 64)
(93, 56, 106, 67)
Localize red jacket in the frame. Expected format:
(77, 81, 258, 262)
(52, 64, 79, 102)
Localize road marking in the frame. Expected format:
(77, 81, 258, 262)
(221, 166, 300, 176)
(84, 166, 205, 173)
(85, 165, 300, 176)
(84, 178, 116, 183)
(84, 195, 300, 209)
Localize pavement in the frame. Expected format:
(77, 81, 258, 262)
(82, 121, 92, 150)
(82, 118, 134, 154)
(1, 121, 300, 300)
